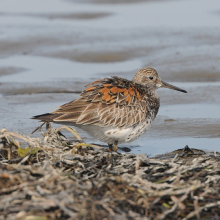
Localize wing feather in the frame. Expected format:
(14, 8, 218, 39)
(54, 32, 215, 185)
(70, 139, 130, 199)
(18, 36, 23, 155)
(54, 112, 81, 122)
(51, 76, 151, 127)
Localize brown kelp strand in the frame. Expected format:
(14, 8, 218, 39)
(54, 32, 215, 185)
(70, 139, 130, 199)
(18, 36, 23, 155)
(0, 125, 220, 220)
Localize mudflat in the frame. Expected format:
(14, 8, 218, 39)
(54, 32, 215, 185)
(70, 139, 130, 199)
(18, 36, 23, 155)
(0, 0, 220, 155)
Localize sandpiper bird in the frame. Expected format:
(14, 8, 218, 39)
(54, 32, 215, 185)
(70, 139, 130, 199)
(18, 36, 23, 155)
(32, 68, 187, 152)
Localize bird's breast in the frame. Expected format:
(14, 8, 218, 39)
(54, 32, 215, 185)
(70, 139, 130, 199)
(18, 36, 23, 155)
(147, 95, 160, 120)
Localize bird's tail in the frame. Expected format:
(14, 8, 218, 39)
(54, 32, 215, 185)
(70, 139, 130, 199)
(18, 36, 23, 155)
(31, 113, 60, 122)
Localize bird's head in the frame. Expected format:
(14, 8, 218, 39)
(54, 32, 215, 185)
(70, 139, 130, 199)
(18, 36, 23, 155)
(132, 67, 187, 93)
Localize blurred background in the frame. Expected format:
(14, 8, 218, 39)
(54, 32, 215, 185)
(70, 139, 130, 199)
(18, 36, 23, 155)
(0, 0, 220, 155)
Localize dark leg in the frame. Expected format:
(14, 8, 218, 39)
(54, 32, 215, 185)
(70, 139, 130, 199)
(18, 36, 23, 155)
(108, 144, 113, 151)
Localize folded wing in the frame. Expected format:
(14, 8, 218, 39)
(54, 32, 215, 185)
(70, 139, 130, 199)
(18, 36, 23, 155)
(45, 77, 150, 128)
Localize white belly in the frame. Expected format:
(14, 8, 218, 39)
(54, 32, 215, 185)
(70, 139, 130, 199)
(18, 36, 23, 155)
(75, 119, 152, 144)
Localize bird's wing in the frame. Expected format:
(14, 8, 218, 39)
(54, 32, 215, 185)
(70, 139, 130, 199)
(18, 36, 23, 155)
(53, 77, 150, 128)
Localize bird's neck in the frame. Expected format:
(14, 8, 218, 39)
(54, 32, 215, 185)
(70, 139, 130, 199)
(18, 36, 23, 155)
(134, 82, 157, 97)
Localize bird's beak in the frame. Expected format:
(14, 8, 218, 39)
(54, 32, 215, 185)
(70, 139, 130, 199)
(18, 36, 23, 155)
(160, 81, 187, 93)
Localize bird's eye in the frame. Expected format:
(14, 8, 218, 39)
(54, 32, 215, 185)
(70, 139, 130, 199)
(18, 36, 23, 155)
(149, 76, 154, 80)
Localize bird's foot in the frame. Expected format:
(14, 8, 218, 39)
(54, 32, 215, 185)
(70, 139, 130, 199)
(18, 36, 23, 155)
(113, 143, 118, 152)
(108, 144, 113, 151)
(108, 143, 118, 152)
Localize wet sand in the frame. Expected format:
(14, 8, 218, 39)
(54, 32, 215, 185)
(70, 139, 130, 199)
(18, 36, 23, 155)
(0, 0, 220, 155)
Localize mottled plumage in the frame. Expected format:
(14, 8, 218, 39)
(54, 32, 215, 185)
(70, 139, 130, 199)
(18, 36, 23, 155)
(32, 67, 187, 151)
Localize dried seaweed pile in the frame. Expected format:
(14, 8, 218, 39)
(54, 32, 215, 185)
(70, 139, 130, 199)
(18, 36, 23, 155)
(0, 126, 220, 220)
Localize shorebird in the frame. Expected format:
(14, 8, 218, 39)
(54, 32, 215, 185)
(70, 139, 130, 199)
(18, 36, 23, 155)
(32, 68, 187, 152)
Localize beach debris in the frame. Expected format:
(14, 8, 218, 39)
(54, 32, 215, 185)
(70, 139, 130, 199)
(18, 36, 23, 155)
(0, 126, 220, 220)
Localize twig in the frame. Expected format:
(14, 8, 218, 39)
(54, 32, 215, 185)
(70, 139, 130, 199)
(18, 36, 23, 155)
(55, 126, 83, 142)
(30, 122, 46, 135)
(36, 185, 77, 218)
(183, 201, 220, 220)
(158, 189, 190, 220)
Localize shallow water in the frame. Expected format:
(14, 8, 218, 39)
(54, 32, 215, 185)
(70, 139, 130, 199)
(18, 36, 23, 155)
(0, 55, 142, 83)
(160, 103, 220, 119)
(0, 0, 220, 155)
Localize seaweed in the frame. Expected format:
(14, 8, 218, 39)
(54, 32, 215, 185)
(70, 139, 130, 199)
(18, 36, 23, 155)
(0, 125, 220, 220)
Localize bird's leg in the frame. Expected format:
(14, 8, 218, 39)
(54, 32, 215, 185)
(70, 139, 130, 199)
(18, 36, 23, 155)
(113, 141, 118, 152)
(108, 144, 113, 151)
